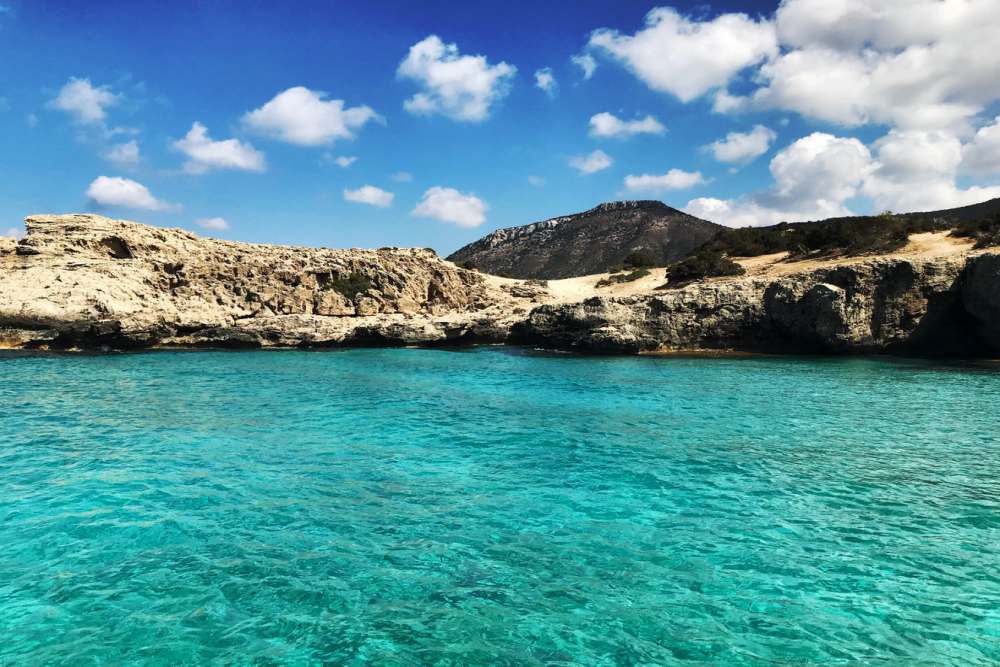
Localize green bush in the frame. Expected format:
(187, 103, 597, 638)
(596, 268, 650, 288)
(950, 214, 1000, 248)
(661, 250, 745, 287)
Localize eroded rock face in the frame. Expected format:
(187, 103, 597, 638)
(514, 281, 767, 353)
(962, 254, 1000, 352)
(2, 214, 998, 356)
(0, 214, 511, 349)
(515, 256, 998, 355)
(764, 259, 969, 353)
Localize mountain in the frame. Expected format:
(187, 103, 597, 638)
(447, 200, 722, 279)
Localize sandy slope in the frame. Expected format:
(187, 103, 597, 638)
(471, 231, 983, 305)
(733, 231, 976, 278)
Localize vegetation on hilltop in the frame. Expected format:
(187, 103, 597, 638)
(951, 214, 1000, 248)
(661, 207, 1000, 285)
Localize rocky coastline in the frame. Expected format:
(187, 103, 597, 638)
(2, 214, 998, 357)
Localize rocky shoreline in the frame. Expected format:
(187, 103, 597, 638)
(2, 214, 999, 356)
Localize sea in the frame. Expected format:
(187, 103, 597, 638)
(1, 347, 998, 664)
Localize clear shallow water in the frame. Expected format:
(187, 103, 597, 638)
(1, 349, 999, 665)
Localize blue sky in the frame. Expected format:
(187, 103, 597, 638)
(2, 1, 999, 254)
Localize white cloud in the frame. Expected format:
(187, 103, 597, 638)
(586, 1, 1000, 134)
(569, 149, 613, 175)
(588, 112, 665, 139)
(332, 155, 358, 168)
(392, 171, 414, 183)
(571, 53, 597, 79)
(243, 86, 380, 146)
(48, 77, 119, 124)
(962, 116, 1000, 176)
(343, 185, 394, 208)
(863, 129, 1000, 212)
(747, 0, 1000, 130)
(3, 226, 23, 240)
(528, 175, 545, 186)
(172, 122, 265, 174)
(686, 132, 874, 226)
(534, 68, 558, 97)
(397, 35, 516, 122)
(86, 176, 175, 211)
(411, 186, 487, 227)
(624, 168, 704, 193)
(101, 140, 140, 168)
(196, 217, 229, 231)
(589, 7, 777, 102)
(688, 128, 1000, 226)
(706, 125, 776, 165)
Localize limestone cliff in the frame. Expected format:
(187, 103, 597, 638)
(0, 214, 534, 349)
(2, 214, 999, 356)
(513, 255, 1000, 356)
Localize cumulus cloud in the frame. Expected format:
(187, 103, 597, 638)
(397, 35, 516, 122)
(962, 116, 1000, 176)
(688, 127, 1000, 226)
(47, 77, 119, 124)
(534, 68, 558, 97)
(172, 122, 265, 174)
(863, 129, 1000, 212)
(685, 132, 874, 226)
(749, 0, 1000, 130)
(586, 1, 1000, 134)
(101, 140, 140, 168)
(588, 112, 665, 139)
(343, 185, 394, 208)
(196, 217, 229, 231)
(624, 168, 704, 193)
(589, 7, 776, 102)
(86, 176, 175, 211)
(705, 125, 776, 165)
(243, 86, 380, 146)
(569, 149, 613, 175)
(411, 186, 487, 227)
(571, 53, 597, 79)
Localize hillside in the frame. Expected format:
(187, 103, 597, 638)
(662, 197, 1000, 286)
(447, 200, 721, 279)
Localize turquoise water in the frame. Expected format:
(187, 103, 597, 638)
(1, 349, 999, 665)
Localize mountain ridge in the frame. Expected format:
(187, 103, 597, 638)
(447, 200, 721, 279)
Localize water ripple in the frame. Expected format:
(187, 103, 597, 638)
(1, 349, 999, 664)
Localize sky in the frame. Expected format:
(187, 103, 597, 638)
(2, 0, 1000, 255)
